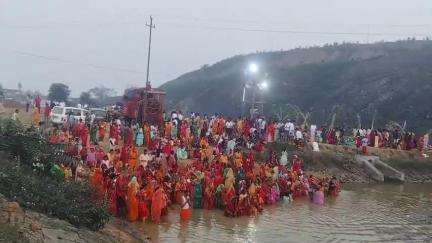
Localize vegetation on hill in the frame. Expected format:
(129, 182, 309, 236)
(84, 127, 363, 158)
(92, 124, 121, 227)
(160, 40, 432, 132)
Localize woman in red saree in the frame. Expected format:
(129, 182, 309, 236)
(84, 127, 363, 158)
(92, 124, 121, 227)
(151, 186, 167, 223)
(180, 191, 192, 221)
(162, 141, 173, 156)
(224, 183, 237, 217)
(48, 129, 60, 144)
(138, 186, 150, 221)
(120, 146, 130, 166)
(328, 176, 340, 197)
(109, 123, 117, 140)
(237, 186, 249, 216)
(180, 121, 188, 139)
(291, 155, 302, 174)
(126, 176, 140, 222)
(202, 181, 215, 210)
(260, 182, 271, 204)
(267, 122, 275, 142)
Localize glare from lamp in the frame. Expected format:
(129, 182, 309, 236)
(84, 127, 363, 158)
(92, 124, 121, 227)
(248, 63, 258, 74)
(259, 81, 268, 90)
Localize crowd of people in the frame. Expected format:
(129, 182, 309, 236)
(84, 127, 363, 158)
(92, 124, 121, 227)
(16, 103, 431, 225)
(41, 111, 342, 224)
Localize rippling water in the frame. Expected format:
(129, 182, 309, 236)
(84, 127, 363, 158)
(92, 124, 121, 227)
(114, 184, 432, 243)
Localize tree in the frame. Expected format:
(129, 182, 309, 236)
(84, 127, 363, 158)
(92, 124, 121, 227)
(79, 91, 95, 106)
(88, 86, 116, 102)
(271, 104, 298, 121)
(0, 83, 4, 99)
(328, 105, 346, 129)
(47, 83, 71, 102)
(17, 82, 22, 92)
(386, 121, 407, 134)
(286, 103, 310, 127)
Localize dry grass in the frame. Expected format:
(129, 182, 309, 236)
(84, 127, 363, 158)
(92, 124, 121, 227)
(0, 106, 34, 125)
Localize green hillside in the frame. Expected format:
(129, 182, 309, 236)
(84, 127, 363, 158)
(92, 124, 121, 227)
(160, 40, 432, 132)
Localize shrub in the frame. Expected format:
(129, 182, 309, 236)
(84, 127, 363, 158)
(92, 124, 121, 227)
(0, 223, 28, 243)
(0, 160, 110, 230)
(0, 118, 110, 230)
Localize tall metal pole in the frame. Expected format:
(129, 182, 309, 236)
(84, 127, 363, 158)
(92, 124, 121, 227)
(145, 16, 155, 88)
(241, 84, 246, 117)
(251, 83, 256, 119)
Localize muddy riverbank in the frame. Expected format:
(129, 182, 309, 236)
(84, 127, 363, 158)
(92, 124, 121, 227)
(268, 142, 432, 183)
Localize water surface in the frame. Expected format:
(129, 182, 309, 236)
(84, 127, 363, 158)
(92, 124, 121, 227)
(115, 184, 432, 243)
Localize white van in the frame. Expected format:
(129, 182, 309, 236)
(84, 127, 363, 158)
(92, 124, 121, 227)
(89, 108, 107, 121)
(50, 106, 88, 124)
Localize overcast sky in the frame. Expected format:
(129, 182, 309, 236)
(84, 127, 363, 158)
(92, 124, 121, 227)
(1, 0, 431, 96)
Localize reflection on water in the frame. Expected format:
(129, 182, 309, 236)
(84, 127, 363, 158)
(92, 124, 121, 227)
(117, 184, 432, 243)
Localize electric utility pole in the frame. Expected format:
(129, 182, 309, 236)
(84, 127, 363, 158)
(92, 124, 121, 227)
(145, 16, 155, 88)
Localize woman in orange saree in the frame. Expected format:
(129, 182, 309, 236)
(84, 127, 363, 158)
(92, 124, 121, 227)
(98, 122, 106, 142)
(164, 122, 172, 139)
(128, 146, 138, 172)
(90, 167, 105, 200)
(151, 186, 167, 223)
(138, 186, 150, 221)
(143, 123, 151, 147)
(126, 176, 140, 222)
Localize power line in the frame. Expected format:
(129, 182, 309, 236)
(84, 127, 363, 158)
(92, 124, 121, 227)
(9, 50, 146, 74)
(2, 15, 430, 38)
(6, 23, 428, 38)
(157, 21, 431, 37)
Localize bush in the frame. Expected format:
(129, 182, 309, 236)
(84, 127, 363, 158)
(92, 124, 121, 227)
(0, 160, 110, 230)
(0, 118, 72, 172)
(0, 118, 110, 230)
(0, 223, 28, 243)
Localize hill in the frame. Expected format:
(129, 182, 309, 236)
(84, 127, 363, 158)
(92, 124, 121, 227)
(160, 40, 432, 132)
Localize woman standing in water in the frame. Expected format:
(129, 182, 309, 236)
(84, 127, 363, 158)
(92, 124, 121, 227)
(152, 186, 167, 223)
(180, 190, 192, 221)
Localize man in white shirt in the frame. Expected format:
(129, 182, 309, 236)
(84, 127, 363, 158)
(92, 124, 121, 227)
(227, 138, 236, 155)
(295, 129, 303, 140)
(310, 124, 317, 142)
(11, 109, 19, 121)
(171, 111, 178, 121)
(225, 120, 234, 136)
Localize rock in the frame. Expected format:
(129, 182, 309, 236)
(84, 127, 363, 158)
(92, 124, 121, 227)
(6, 201, 21, 213)
(31, 221, 42, 231)
(0, 195, 150, 242)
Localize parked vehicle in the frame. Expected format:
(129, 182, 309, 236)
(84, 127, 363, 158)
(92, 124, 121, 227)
(50, 106, 87, 124)
(89, 108, 107, 121)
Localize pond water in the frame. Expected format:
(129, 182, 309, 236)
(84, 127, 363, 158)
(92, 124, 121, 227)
(114, 183, 432, 243)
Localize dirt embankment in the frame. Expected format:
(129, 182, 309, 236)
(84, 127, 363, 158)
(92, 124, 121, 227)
(306, 143, 432, 183)
(0, 193, 150, 243)
(268, 142, 432, 183)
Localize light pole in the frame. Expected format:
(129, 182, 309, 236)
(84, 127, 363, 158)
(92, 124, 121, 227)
(242, 63, 270, 119)
(246, 63, 258, 119)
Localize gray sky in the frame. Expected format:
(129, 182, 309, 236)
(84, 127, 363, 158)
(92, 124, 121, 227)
(1, 0, 431, 96)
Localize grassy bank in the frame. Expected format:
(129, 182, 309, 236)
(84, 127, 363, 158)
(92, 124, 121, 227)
(0, 118, 110, 230)
(0, 223, 29, 243)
